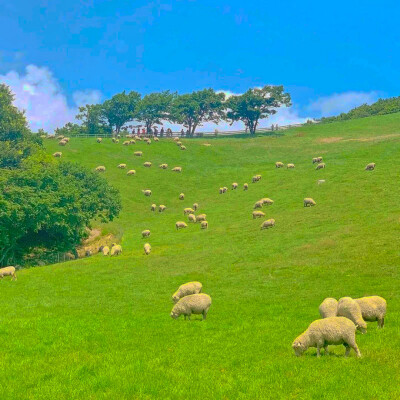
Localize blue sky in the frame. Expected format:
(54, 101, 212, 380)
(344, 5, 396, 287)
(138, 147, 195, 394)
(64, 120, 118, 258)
(0, 0, 399, 131)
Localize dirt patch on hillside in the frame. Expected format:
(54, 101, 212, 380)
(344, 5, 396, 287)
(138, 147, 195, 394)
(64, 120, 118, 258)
(317, 137, 343, 143)
(77, 229, 117, 258)
(317, 133, 400, 144)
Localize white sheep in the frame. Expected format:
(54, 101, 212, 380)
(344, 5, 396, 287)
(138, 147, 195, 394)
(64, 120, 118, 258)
(53, 152, 62, 158)
(110, 244, 122, 256)
(365, 163, 376, 171)
(176, 141, 182, 146)
(95, 166, 106, 172)
(123, 141, 130, 146)
(223, 187, 228, 193)
(172, 281, 203, 303)
(312, 156, 323, 164)
(147, 139, 152, 145)
(219, 188, 224, 194)
(316, 163, 326, 170)
(254, 200, 263, 209)
(176, 221, 188, 230)
(196, 214, 207, 222)
(142, 229, 151, 238)
(287, 163, 295, 169)
(179, 193, 185, 200)
(59, 140, 67, 146)
(188, 214, 197, 223)
(319, 298, 338, 318)
(0, 266, 17, 280)
(275, 162, 284, 168)
(159, 164, 168, 169)
(304, 198, 316, 207)
(252, 175, 261, 183)
(134, 151, 143, 157)
(172, 167, 182, 173)
(142, 189, 152, 197)
(170, 293, 212, 320)
(292, 317, 361, 358)
(261, 219, 275, 229)
(174, 137, 180, 142)
(355, 296, 387, 328)
(159, 205, 166, 212)
(184, 208, 194, 215)
(261, 198, 274, 206)
(102, 246, 110, 256)
(244, 183, 248, 190)
(252, 211, 265, 219)
(143, 162, 152, 168)
(232, 182, 238, 190)
(118, 163, 127, 169)
(337, 297, 367, 333)
(151, 204, 157, 211)
(180, 145, 186, 150)
(144, 243, 151, 255)
(201, 221, 208, 229)
(97, 138, 102, 143)
(129, 140, 136, 144)
(154, 137, 159, 142)
(127, 170, 136, 176)
(193, 203, 199, 211)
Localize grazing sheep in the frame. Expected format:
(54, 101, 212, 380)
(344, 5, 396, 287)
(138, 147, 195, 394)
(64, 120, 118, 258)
(312, 156, 323, 164)
(196, 214, 207, 222)
(134, 151, 143, 157)
(102, 246, 110, 256)
(223, 187, 228, 193)
(252, 175, 262, 183)
(261, 219, 275, 229)
(97, 138, 102, 143)
(53, 152, 62, 158)
(287, 163, 295, 169)
(143, 162, 152, 168)
(179, 193, 185, 200)
(142, 189, 152, 197)
(244, 183, 249, 190)
(159, 205, 166, 212)
(118, 163, 127, 169)
(151, 204, 157, 211)
(261, 198, 274, 206)
(129, 140, 136, 144)
(159, 163, 168, 169)
(174, 137, 180, 142)
(200, 220, 208, 229)
(319, 298, 338, 318)
(123, 141, 130, 146)
(292, 317, 361, 358)
(170, 293, 212, 320)
(317, 179, 325, 185)
(95, 166, 106, 172)
(304, 198, 316, 207)
(59, 140, 67, 146)
(142, 230, 151, 238)
(275, 162, 284, 168)
(110, 244, 122, 256)
(219, 188, 224, 194)
(316, 163, 326, 170)
(337, 297, 367, 334)
(232, 182, 238, 190)
(144, 243, 151, 255)
(176, 221, 188, 230)
(127, 170, 136, 176)
(147, 139, 151, 145)
(365, 163, 376, 171)
(254, 200, 264, 209)
(63, 137, 70, 142)
(172, 281, 203, 303)
(180, 145, 186, 150)
(193, 203, 199, 211)
(0, 266, 17, 281)
(355, 296, 387, 328)
(112, 137, 117, 143)
(154, 137, 159, 142)
(252, 211, 265, 219)
(188, 214, 197, 223)
(176, 141, 182, 146)
(172, 167, 182, 172)
(184, 208, 195, 215)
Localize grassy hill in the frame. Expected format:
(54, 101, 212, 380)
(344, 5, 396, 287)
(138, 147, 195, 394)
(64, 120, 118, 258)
(2, 113, 400, 399)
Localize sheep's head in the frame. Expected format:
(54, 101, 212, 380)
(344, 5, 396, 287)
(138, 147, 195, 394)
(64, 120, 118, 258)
(172, 294, 179, 303)
(292, 339, 306, 357)
(170, 311, 179, 319)
(356, 322, 367, 334)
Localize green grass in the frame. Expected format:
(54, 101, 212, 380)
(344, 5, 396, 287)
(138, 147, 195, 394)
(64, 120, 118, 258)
(2, 113, 400, 399)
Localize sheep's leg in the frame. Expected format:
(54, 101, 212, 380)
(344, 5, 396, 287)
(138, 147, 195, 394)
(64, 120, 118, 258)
(316, 346, 321, 358)
(12, 273, 17, 281)
(202, 308, 209, 320)
(344, 344, 350, 357)
(378, 317, 384, 328)
(324, 345, 329, 355)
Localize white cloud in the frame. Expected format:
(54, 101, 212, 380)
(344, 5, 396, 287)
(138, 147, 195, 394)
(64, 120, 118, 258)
(307, 91, 380, 117)
(0, 65, 102, 132)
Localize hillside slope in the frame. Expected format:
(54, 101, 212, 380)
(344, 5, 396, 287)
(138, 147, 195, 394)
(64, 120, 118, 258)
(2, 113, 400, 399)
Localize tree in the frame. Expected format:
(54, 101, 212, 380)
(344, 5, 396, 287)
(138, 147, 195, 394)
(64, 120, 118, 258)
(226, 85, 291, 135)
(102, 91, 141, 134)
(170, 89, 225, 136)
(76, 103, 110, 135)
(135, 91, 175, 133)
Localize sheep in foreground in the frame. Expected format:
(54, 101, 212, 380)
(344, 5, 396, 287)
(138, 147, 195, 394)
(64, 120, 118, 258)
(127, 170, 136, 176)
(143, 162, 152, 168)
(254, 200, 263, 209)
(179, 193, 185, 200)
(287, 163, 295, 169)
(102, 246, 110, 256)
(304, 198, 316, 207)
(365, 163, 376, 171)
(312, 156, 323, 164)
(95, 166, 106, 172)
(355, 296, 387, 328)
(142, 189, 152, 197)
(261, 198, 274, 206)
(134, 151, 143, 157)
(170, 293, 212, 320)
(159, 205, 166, 212)
(232, 182, 238, 190)
(97, 138, 102, 143)
(275, 162, 284, 168)
(316, 163, 326, 170)
(110, 244, 122, 256)
(172, 281, 203, 303)
(172, 166, 182, 172)
(319, 298, 338, 318)
(337, 297, 367, 333)
(196, 214, 207, 222)
(261, 219, 275, 229)
(252, 211, 265, 219)
(244, 183, 248, 190)
(0, 266, 17, 281)
(201, 221, 208, 229)
(193, 203, 199, 211)
(292, 317, 361, 358)
(144, 243, 151, 255)
(188, 214, 196, 223)
(176, 221, 188, 230)
(151, 204, 157, 211)
(184, 208, 194, 215)
(118, 163, 127, 169)
(53, 152, 62, 158)
(142, 230, 151, 238)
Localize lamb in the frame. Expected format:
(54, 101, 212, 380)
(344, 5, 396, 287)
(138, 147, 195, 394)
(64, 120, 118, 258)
(312, 156, 323, 164)
(188, 214, 197, 223)
(95, 166, 106, 172)
(179, 193, 185, 200)
(159, 205, 166, 212)
(355, 296, 387, 328)
(304, 198, 316, 207)
(193, 203, 199, 211)
(142, 229, 151, 238)
(232, 182, 238, 190)
(159, 163, 168, 169)
(170, 293, 212, 320)
(316, 163, 326, 170)
(275, 162, 284, 168)
(292, 317, 361, 358)
(176, 221, 188, 230)
(365, 163, 376, 171)
(261, 219, 275, 229)
(180, 145, 186, 150)
(142, 189, 152, 197)
(118, 163, 127, 169)
(0, 266, 17, 280)
(102, 246, 110, 256)
(196, 214, 207, 222)
(127, 170, 136, 176)
(134, 151, 143, 156)
(184, 208, 195, 215)
(172, 281, 203, 303)
(144, 243, 151, 255)
(53, 152, 62, 158)
(261, 198, 274, 206)
(97, 138, 102, 143)
(254, 200, 264, 209)
(244, 183, 248, 190)
(287, 163, 295, 169)
(319, 298, 338, 318)
(201, 221, 208, 229)
(143, 162, 152, 167)
(172, 167, 182, 172)
(110, 244, 122, 256)
(252, 211, 265, 219)
(337, 297, 367, 333)
(151, 204, 157, 211)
